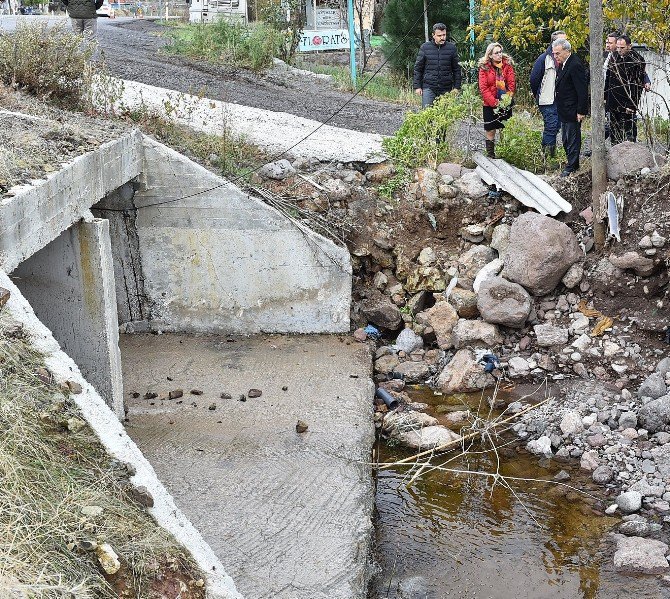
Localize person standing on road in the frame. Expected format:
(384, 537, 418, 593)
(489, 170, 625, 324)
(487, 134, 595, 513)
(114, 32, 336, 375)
(478, 42, 516, 158)
(62, 0, 104, 37)
(552, 39, 588, 177)
(413, 23, 462, 109)
(529, 30, 567, 158)
(606, 34, 647, 144)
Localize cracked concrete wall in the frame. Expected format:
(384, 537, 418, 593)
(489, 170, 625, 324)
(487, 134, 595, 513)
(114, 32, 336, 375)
(132, 137, 352, 334)
(12, 218, 124, 418)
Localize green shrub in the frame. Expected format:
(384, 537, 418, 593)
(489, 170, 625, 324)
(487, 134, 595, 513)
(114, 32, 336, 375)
(166, 20, 283, 71)
(382, 83, 480, 168)
(496, 112, 564, 172)
(0, 23, 94, 105)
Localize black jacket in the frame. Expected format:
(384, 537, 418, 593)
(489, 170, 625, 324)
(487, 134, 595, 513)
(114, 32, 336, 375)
(413, 40, 462, 93)
(605, 50, 646, 113)
(555, 53, 588, 123)
(63, 0, 103, 19)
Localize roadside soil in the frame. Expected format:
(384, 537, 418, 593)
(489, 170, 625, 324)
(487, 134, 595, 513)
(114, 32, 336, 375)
(98, 19, 407, 135)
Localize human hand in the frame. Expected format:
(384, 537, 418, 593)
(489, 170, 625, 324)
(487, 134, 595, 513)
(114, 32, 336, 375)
(577, 113, 585, 122)
(415, 88, 423, 96)
(645, 82, 651, 91)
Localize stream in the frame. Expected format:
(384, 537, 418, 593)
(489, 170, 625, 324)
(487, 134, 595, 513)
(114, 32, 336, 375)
(371, 387, 669, 598)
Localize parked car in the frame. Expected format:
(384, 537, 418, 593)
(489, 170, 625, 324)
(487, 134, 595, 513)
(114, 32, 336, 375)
(96, 1, 115, 16)
(19, 4, 42, 13)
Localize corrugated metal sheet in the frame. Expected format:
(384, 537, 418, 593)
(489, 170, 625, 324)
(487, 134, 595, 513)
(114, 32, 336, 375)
(474, 153, 572, 216)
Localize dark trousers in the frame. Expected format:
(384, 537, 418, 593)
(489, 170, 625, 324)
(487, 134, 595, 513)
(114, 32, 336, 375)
(610, 110, 636, 144)
(562, 120, 581, 173)
(422, 87, 451, 108)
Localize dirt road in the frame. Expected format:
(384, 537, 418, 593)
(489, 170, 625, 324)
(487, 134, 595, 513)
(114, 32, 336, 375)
(98, 19, 407, 135)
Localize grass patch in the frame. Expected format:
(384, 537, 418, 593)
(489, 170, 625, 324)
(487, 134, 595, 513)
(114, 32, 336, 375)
(0, 319, 205, 598)
(164, 20, 283, 72)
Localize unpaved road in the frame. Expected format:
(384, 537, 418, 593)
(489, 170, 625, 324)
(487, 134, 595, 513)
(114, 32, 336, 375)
(98, 18, 407, 135)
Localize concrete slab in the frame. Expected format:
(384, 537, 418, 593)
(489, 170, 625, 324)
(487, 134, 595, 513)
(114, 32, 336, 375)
(121, 332, 375, 599)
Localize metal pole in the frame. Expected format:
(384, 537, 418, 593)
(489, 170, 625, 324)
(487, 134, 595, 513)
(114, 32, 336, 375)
(348, 0, 357, 87)
(469, 0, 475, 59)
(423, 0, 429, 42)
(589, 0, 607, 248)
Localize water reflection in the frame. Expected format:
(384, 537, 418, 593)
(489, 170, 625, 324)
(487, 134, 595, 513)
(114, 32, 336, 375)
(372, 388, 666, 599)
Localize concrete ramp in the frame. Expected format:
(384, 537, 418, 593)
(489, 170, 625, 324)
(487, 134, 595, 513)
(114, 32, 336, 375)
(121, 332, 374, 599)
(474, 153, 572, 216)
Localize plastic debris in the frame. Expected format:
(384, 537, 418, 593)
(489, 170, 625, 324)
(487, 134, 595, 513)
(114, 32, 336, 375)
(607, 191, 624, 242)
(364, 324, 381, 339)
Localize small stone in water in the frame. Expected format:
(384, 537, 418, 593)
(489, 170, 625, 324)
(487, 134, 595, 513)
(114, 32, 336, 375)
(296, 420, 309, 433)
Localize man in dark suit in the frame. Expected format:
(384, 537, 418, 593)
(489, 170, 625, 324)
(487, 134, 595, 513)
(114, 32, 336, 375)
(552, 39, 588, 177)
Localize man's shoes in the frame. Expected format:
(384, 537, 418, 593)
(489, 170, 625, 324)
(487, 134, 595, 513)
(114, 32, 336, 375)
(560, 169, 574, 178)
(584, 149, 592, 157)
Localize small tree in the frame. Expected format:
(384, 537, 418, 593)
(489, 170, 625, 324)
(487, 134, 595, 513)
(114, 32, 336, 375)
(380, 0, 469, 75)
(261, 0, 305, 63)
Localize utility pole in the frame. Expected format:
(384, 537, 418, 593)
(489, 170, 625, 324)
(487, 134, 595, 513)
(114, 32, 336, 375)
(589, 0, 607, 249)
(423, 0, 428, 42)
(348, 0, 357, 87)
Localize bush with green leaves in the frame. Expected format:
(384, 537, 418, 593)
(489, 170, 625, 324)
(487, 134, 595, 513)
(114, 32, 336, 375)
(495, 112, 564, 172)
(166, 20, 283, 71)
(382, 84, 480, 168)
(0, 23, 94, 105)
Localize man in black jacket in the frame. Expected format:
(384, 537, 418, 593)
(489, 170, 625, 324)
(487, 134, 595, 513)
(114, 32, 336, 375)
(606, 35, 646, 144)
(552, 39, 588, 177)
(62, 0, 104, 36)
(413, 23, 462, 108)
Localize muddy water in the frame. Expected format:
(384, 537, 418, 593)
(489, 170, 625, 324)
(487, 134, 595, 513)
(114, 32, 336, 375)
(372, 388, 668, 599)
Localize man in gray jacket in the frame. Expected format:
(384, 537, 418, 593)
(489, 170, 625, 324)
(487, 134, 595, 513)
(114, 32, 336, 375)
(62, 0, 104, 36)
(529, 30, 566, 157)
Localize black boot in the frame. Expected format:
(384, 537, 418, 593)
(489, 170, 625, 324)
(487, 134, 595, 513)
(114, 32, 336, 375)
(485, 140, 495, 158)
(548, 144, 556, 158)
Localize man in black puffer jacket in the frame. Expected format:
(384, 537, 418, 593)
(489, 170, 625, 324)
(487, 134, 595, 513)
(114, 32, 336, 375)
(62, 0, 104, 36)
(413, 23, 462, 108)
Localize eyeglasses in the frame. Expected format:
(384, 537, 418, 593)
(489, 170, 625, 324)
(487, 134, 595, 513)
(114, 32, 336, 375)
(492, 50, 503, 54)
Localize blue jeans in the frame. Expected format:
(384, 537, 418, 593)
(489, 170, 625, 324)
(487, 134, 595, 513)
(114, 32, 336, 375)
(539, 104, 561, 147)
(422, 88, 447, 109)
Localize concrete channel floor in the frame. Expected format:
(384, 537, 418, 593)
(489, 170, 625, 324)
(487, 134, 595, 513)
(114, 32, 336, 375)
(120, 333, 375, 599)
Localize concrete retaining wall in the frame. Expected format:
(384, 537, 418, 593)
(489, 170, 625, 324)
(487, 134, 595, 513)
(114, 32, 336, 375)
(0, 131, 143, 273)
(12, 218, 124, 417)
(128, 138, 351, 334)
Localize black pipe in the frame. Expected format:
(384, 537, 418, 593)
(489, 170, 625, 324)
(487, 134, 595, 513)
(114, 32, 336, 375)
(375, 388, 399, 410)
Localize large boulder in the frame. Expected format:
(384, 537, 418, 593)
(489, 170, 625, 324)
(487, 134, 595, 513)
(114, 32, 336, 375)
(503, 212, 581, 295)
(638, 372, 668, 400)
(424, 302, 459, 349)
(607, 141, 665, 181)
(638, 394, 670, 433)
(477, 277, 532, 328)
(436, 349, 495, 393)
(458, 245, 497, 290)
(452, 319, 503, 348)
(360, 292, 402, 330)
(613, 536, 669, 574)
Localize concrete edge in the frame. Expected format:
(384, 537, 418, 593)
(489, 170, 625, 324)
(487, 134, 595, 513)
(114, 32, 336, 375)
(0, 269, 244, 599)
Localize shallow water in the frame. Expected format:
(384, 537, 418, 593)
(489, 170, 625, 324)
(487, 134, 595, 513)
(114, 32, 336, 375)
(371, 387, 668, 599)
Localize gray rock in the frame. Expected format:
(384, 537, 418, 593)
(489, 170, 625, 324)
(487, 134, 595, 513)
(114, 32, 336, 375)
(374, 354, 399, 374)
(639, 394, 670, 434)
(458, 245, 497, 290)
(437, 349, 495, 394)
(452, 319, 503, 348)
(651, 444, 670, 477)
(656, 357, 670, 378)
(580, 450, 600, 471)
(477, 277, 532, 328)
(526, 436, 553, 458)
(490, 224, 511, 257)
(503, 212, 581, 295)
(639, 373, 667, 400)
(508, 356, 531, 377)
(453, 170, 488, 199)
(613, 535, 669, 573)
(609, 252, 656, 277)
(607, 141, 665, 180)
(395, 328, 424, 354)
(561, 411, 584, 435)
(414, 168, 440, 207)
(322, 178, 351, 200)
(616, 490, 643, 514)
(534, 324, 569, 347)
(619, 411, 638, 430)
(258, 159, 296, 180)
(424, 302, 459, 349)
(561, 263, 584, 289)
(360, 293, 402, 330)
(593, 465, 614, 484)
(398, 575, 430, 599)
(619, 520, 662, 538)
(393, 361, 430, 384)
